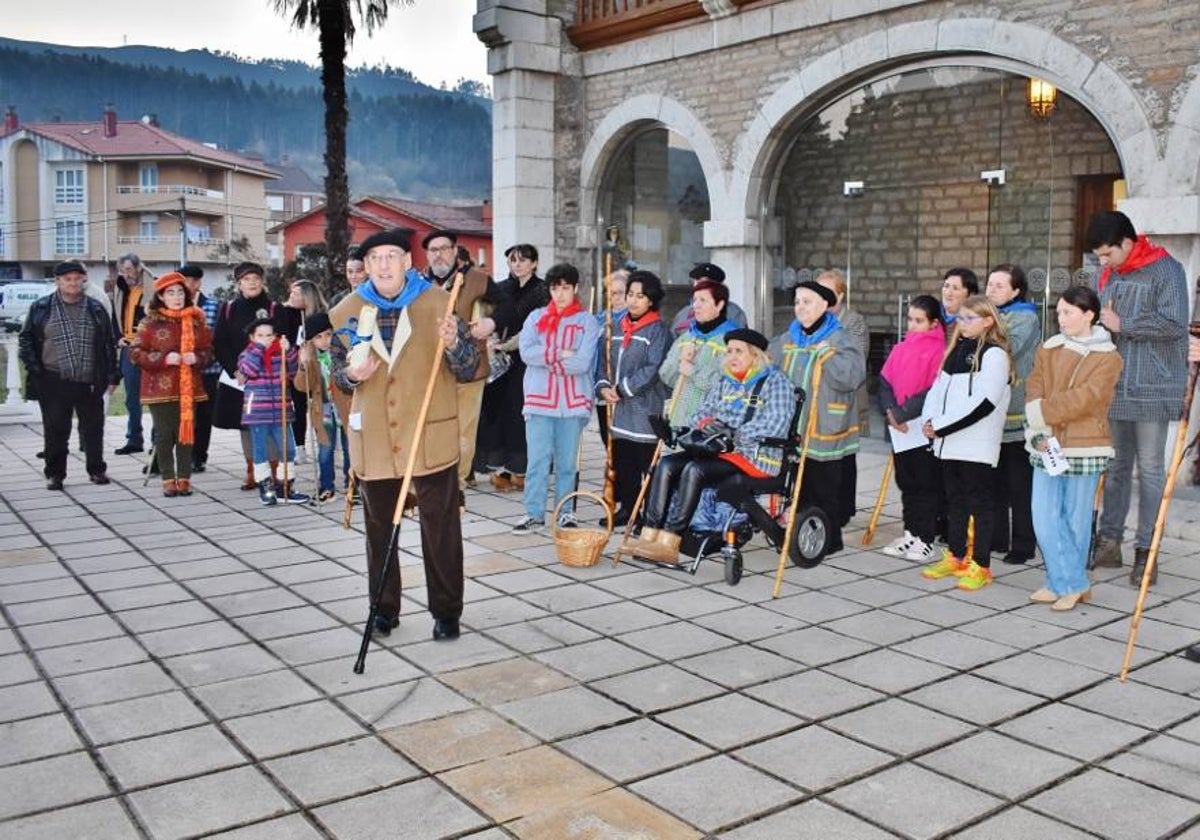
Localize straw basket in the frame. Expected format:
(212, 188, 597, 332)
(553, 491, 613, 568)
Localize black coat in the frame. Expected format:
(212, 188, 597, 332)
(20, 293, 119, 400)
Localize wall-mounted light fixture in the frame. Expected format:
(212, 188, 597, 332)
(1028, 77, 1057, 118)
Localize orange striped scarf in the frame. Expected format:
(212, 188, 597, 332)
(158, 306, 206, 444)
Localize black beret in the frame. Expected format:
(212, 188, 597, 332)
(304, 312, 332, 337)
(53, 260, 87, 277)
(422, 229, 457, 250)
(795, 280, 837, 308)
(233, 261, 265, 280)
(689, 262, 726, 283)
(724, 328, 769, 352)
(178, 264, 203, 279)
(360, 228, 414, 256)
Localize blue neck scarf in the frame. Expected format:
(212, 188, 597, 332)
(999, 299, 1038, 316)
(942, 305, 957, 325)
(722, 363, 770, 414)
(787, 311, 841, 348)
(688, 316, 736, 340)
(357, 269, 431, 312)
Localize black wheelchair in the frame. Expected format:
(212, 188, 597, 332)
(648, 386, 832, 585)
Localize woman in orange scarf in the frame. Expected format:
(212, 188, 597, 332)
(130, 272, 214, 496)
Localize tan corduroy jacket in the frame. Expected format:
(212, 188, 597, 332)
(329, 289, 460, 479)
(1024, 327, 1124, 457)
(293, 350, 352, 447)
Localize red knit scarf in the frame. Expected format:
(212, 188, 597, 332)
(535, 298, 584, 336)
(157, 306, 206, 445)
(1097, 235, 1170, 291)
(621, 310, 662, 347)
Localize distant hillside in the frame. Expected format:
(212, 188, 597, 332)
(0, 38, 491, 200)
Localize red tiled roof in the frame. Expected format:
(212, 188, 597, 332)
(3, 121, 277, 177)
(369, 195, 492, 236)
(267, 203, 395, 235)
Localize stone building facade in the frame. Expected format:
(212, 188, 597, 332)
(474, 0, 1200, 337)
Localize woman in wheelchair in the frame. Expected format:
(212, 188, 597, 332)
(630, 329, 794, 565)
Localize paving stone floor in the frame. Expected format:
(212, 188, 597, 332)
(3, 416, 1200, 838)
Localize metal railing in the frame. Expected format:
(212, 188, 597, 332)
(115, 235, 228, 247)
(116, 185, 225, 199)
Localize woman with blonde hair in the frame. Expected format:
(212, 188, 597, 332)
(278, 278, 329, 463)
(920, 295, 1012, 591)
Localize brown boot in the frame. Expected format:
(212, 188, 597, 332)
(1092, 537, 1123, 568)
(490, 472, 514, 492)
(512, 474, 525, 491)
(162, 479, 179, 498)
(241, 460, 257, 491)
(634, 530, 681, 565)
(176, 478, 193, 496)
(1130, 547, 1157, 587)
(628, 527, 662, 557)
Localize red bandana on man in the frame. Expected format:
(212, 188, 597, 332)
(1097, 235, 1170, 292)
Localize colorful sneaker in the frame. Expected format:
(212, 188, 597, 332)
(957, 560, 993, 591)
(557, 512, 578, 529)
(921, 549, 967, 580)
(903, 538, 937, 563)
(882, 530, 918, 558)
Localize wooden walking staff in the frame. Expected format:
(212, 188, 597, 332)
(1120, 324, 1200, 681)
(280, 339, 290, 493)
(862, 455, 893, 545)
(354, 274, 464, 674)
(602, 254, 617, 513)
(342, 472, 357, 529)
(611, 372, 688, 565)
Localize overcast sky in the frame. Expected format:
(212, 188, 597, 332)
(10, 0, 489, 88)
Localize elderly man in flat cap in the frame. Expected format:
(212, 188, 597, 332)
(20, 261, 119, 489)
(329, 228, 480, 642)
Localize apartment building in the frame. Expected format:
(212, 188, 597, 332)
(0, 106, 277, 286)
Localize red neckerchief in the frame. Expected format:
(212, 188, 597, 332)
(535, 298, 584, 336)
(1098, 235, 1170, 291)
(621, 310, 662, 347)
(258, 337, 284, 377)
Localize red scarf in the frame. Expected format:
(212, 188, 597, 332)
(1097, 235, 1170, 291)
(535, 298, 584, 336)
(157, 306, 206, 445)
(261, 337, 285, 378)
(621, 310, 662, 347)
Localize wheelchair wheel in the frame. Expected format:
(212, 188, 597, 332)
(722, 545, 743, 585)
(788, 505, 831, 569)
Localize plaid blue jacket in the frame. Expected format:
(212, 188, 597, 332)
(693, 364, 794, 475)
(197, 293, 222, 376)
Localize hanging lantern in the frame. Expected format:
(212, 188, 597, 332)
(1028, 77, 1057, 118)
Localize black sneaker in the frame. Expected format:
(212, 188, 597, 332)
(192, 461, 207, 473)
(279, 482, 311, 505)
(511, 515, 543, 534)
(115, 443, 144, 455)
(88, 473, 111, 485)
(46, 476, 64, 491)
(258, 479, 277, 506)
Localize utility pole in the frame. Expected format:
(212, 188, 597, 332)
(178, 196, 187, 266)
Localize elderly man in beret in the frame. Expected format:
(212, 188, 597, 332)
(329, 228, 480, 641)
(20, 261, 119, 489)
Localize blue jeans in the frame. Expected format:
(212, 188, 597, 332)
(317, 415, 345, 493)
(248, 424, 296, 482)
(1100, 420, 1168, 548)
(1032, 469, 1100, 595)
(523, 414, 587, 522)
(120, 346, 144, 446)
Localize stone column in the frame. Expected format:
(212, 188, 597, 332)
(474, 1, 562, 265)
(704, 218, 765, 331)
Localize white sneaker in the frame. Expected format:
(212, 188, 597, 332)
(903, 538, 937, 562)
(882, 530, 917, 557)
(557, 512, 578, 529)
(511, 515, 544, 534)
(295, 449, 309, 465)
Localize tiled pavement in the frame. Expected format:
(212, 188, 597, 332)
(3, 417, 1200, 839)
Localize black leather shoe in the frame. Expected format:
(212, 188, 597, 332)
(432, 618, 460, 641)
(1001, 552, 1031, 565)
(36, 450, 44, 459)
(1185, 644, 1200, 663)
(602, 508, 630, 528)
(371, 613, 399, 637)
(115, 444, 144, 455)
(89, 473, 111, 485)
(193, 461, 207, 473)
(46, 476, 64, 491)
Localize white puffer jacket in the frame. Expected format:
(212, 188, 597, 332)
(924, 338, 1012, 467)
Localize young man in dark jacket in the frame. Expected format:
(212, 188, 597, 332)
(19, 261, 119, 489)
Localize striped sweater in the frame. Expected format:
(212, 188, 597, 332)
(237, 342, 299, 426)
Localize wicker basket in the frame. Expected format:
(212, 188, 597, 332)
(553, 491, 613, 568)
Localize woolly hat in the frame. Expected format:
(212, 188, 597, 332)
(795, 280, 837, 308)
(422, 229, 457, 250)
(724, 328, 769, 352)
(53, 260, 86, 277)
(154, 272, 188, 294)
(178, 264, 203, 280)
(360, 228, 414, 256)
(304, 312, 332, 337)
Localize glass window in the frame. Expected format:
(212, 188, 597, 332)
(186, 222, 211, 242)
(139, 164, 158, 190)
(55, 219, 85, 254)
(266, 194, 284, 212)
(139, 217, 158, 239)
(301, 196, 312, 212)
(598, 125, 710, 298)
(55, 169, 84, 204)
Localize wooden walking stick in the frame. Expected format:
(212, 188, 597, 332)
(280, 339, 290, 494)
(602, 255, 617, 513)
(1120, 328, 1200, 681)
(354, 274, 464, 674)
(611, 372, 688, 564)
(862, 455, 893, 545)
(1086, 473, 1106, 570)
(342, 471, 357, 529)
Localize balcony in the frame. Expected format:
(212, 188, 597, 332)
(568, 0, 763, 50)
(112, 184, 227, 216)
(117, 185, 225, 199)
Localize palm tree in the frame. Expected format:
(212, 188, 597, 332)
(273, 0, 411, 298)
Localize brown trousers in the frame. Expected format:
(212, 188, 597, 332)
(358, 464, 464, 622)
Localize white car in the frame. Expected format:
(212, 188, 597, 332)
(0, 282, 55, 331)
